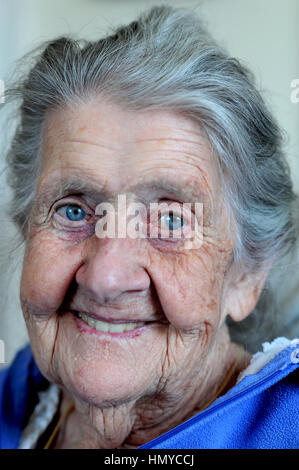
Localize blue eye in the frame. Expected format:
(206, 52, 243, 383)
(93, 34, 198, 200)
(64, 205, 86, 221)
(160, 211, 184, 231)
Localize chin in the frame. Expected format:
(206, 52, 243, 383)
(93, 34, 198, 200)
(28, 310, 165, 407)
(58, 356, 157, 408)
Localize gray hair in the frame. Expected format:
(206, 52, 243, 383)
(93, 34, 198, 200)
(3, 6, 298, 349)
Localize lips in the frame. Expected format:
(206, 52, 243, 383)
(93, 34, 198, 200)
(69, 308, 164, 337)
(75, 311, 147, 333)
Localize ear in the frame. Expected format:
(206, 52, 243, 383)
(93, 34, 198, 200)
(223, 269, 269, 323)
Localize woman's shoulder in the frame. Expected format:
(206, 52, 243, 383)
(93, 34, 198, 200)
(0, 343, 43, 391)
(0, 344, 48, 449)
(237, 336, 299, 382)
(140, 337, 299, 449)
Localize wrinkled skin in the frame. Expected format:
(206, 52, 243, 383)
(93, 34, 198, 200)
(20, 96, 266, 448)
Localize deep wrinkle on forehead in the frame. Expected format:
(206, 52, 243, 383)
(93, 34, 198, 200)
(42, 99, 212, 170)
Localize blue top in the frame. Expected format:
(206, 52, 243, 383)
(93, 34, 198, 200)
(0, 341, 298, 449)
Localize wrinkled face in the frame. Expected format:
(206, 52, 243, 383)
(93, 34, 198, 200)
(20, 97, 236, 407)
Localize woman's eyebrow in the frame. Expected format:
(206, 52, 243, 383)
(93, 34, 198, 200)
(36, 175, 109, 205)
(36, 174, 207, 206)
(131, 179, 207, 204)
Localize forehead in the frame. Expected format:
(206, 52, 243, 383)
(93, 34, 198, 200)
(38, 97, 218, 203)
(43, 97, 206, 148)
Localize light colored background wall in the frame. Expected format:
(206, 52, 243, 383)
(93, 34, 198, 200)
(0, 0, 299, 367)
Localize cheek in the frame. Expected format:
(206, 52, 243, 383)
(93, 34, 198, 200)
(147, 244, 231, 330)
(20, 232, 83, 316)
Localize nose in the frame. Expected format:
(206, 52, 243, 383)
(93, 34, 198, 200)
(75, 237, 150, 304)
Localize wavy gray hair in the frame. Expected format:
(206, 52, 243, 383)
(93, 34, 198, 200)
(4, 6, 298, 349)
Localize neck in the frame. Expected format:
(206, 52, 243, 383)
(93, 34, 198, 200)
(53, 328, 251, 449)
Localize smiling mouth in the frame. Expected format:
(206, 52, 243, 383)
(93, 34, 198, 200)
(72, 310, 155, 334)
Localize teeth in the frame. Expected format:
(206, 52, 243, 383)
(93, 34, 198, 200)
(77, 312, 145, 333)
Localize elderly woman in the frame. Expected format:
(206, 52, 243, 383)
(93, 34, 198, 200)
(0, 6, 298, 449)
